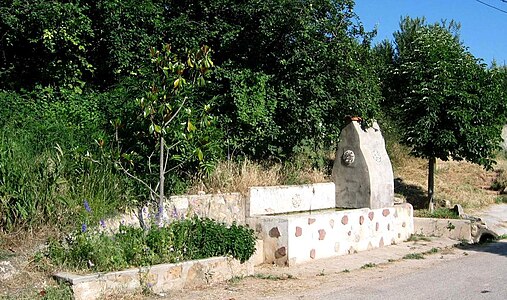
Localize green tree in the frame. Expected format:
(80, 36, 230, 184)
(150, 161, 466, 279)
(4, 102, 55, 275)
(0, 0, 94, 90)
(384, 17, 507, 210)
(120, 45, 217, 223)
(159, 0, 381, 158)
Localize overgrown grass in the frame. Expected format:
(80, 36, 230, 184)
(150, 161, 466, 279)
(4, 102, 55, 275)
(0, 126, 134, 232)
(40, 284, 73, 300)
(360, 262, 376, 269)
(424, 247, 440, 254)
(496, 234, 507, 240)
(403, 253, 425, 260)
(406, 234, 431, 242)
(414, 208, 460, 219)
(253, 273, 294, 280)
(42, 217, 256, 273)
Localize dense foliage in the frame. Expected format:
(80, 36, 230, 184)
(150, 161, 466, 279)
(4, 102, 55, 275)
(0, 0, 384, 231)
(45, 217, 256, 272)
(2, 1, 506, 230)
(377, 17, 507, 208)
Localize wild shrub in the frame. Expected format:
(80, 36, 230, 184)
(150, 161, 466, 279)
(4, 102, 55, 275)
(45, 216, 256, 272)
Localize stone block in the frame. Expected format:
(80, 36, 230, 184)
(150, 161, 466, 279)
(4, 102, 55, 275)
(247, 182, 335, 216)
(413, 217, 472, 242)
(332, 120, 394, 209)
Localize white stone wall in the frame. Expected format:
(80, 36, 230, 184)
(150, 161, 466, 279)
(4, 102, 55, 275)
(253, 204, 413, 266)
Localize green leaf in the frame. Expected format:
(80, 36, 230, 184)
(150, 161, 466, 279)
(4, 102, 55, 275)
(196, 148, 204, 161)
(154, 124, 161, 134)
(187, 120, 196, 132)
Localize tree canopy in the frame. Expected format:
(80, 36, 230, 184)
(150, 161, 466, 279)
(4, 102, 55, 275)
(0, 0, 382, 159)
(378, 17, 507, 209)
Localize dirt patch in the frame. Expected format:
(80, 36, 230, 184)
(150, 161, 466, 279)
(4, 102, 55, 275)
(0, 228, 61, 299)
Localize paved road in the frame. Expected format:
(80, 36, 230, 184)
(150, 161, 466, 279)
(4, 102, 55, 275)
(473, 204, 507, 236)
(288, 241, 507, 300)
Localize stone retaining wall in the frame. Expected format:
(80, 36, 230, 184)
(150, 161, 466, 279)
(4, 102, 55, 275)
(55, 257, 254, 300)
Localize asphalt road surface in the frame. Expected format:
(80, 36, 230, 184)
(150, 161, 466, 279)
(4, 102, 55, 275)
(288, 240, 507, 300)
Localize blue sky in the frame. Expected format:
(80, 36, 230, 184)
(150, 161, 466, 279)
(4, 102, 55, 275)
(354, 0, 507, 65)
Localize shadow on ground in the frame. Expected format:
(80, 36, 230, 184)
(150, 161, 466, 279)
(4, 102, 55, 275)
(456, 239, 507, 257)
(394, 178, 428, 209)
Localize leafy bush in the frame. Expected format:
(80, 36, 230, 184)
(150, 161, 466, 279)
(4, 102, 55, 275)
(45, 217, 256, 272)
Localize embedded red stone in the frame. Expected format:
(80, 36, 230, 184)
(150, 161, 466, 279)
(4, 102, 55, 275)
(308, 218, 316, 225)
(275, 246, 287, 258)
(310, 249, 316, 259)
(341, 215, 349, 225)
(368, 211, 374, 221)
(318, 229, 326, 240)
(375, 222, 380, 231)
(329, 219, 335, 228)
(359, 215, 365, 225)
(379, 237, 384, 247)
(383, 209, 390, 217)
(269, 227, 281, 238)
(295, 226, 303, 237)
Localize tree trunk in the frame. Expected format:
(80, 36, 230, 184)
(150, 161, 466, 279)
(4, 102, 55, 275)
(428, 157, 436, 212)
(158, 135, 165, 225)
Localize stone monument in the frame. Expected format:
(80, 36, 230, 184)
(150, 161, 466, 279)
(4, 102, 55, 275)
(332, 118, 394, 209)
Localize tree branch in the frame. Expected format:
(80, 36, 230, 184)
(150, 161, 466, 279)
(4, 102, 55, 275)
(164, 162, 184, 175)
(163, 96, 187, 128)
(117, 162, 159, 197)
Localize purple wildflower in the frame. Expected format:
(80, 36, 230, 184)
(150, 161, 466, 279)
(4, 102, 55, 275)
(83, 200, 92, 213)
(172, 207, 179, 219)
(81, 223, 87, 233)
(100, 219, 106, 228)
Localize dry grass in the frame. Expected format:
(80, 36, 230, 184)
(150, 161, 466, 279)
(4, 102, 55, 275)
(188, 143, 504, 212)
(188, 159, 329, 196)
(0, 227, 61, 298)
(392, 146, 503, 210)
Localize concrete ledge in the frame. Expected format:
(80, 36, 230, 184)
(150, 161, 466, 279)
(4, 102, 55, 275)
(55, 257, 253, 300)
(247, 182, 335, 216)
(413, 217, 472, 242)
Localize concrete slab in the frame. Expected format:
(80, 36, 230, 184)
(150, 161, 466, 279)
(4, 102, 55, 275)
(413, 217, 472, 242)
(255, 236, 459, 279)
